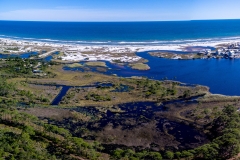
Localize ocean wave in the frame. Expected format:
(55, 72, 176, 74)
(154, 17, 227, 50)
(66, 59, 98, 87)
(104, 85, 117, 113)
(39, 39, 61, 42)
(1, 35, 240, 46)
(76, 41, 110, 44)
(221, 36, 240, 39)
(23, 38, 36, 40)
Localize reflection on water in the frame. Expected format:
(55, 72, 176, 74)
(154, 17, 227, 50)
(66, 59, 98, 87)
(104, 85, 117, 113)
(0, 52, 38, 58)
(63, 51, 240, 96)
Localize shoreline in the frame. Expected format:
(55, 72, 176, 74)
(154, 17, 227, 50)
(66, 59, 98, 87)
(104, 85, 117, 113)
(1, 37, 240, 62)
(2, 34, 240, 45)
(1, 36, 239, 51)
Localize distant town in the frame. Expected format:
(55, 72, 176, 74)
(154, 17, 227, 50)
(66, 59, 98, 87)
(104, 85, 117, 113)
(150, 42, 240, 60)
(214, 42, 240, 58)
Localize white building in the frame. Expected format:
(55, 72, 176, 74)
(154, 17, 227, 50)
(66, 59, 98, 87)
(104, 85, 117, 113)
(216, 49, 224, 56)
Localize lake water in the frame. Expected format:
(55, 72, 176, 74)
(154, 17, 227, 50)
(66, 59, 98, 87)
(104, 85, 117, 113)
(1, 49, 239, 96)
(1, 20, 240, 95)
(0, 52, 38, 58)
(137, 52, 240, 96)
(64, 51, 240, 96)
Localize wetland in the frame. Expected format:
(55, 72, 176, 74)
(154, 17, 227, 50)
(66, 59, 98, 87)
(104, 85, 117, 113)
(0, 48, 240, 159)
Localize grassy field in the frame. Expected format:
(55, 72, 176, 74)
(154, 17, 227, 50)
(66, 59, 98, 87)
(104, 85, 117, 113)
(129, 63, 150, 70)
(66, 63, 83, 68)
(6, 63, 212, 108)
(85, 61, 107, 67)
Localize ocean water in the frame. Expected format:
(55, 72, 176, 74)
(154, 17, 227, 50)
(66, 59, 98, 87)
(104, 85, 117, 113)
(1, 20, 240, 95)
(1, 20, 240, 45)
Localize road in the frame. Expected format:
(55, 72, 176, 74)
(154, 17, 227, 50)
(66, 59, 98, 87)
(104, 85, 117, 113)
(38, 50, 57, 58)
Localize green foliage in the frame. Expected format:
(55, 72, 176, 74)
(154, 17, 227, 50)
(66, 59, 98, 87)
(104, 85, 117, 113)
(0, 107, 102, 160)
(157, 105, 240, 160)
(211, 105, 240, 159)
(181, 150, 193, 160)
(192, 105, 240, 160)
(0, 126, 55, 159)
(134, 79, 178, 98)
(175, 151, 181, 160)
(0, 78, 16, 96)
(165, 151, 174, 160)
(85, 92, 111, 101)
(112, 149, 162, 160)
(0, 57, 239, 160)
(1, 58, 53, 78)
(183, 90, 191, 98)
(194, 143, 219, 160)
(83, 74, 92, 78)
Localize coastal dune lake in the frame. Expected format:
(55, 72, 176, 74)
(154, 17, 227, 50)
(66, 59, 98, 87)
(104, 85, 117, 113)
(65, 51, 240, 96)
(1, 19, 240, 159)
(136, 51, 240, 96)
(2, 20, 240, 95)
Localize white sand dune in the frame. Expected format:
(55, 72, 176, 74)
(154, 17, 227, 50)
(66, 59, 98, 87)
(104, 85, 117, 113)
(0, 37, 238, 62)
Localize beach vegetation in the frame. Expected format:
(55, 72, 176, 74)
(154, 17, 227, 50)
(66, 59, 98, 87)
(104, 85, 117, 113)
(66, 63, 83, 68)
(129, 62, 150, 70)
(85, 61, 107, 67)
(85, 92, 111, 101)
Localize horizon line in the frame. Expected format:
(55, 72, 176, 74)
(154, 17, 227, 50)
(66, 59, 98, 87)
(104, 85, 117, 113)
(0, 18, 240, 23)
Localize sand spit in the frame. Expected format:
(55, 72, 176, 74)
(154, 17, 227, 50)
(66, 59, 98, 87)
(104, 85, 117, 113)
(1, 37, 240, 62)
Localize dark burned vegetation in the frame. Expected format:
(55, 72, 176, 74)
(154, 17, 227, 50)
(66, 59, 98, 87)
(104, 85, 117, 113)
(0, 58, 239, 159)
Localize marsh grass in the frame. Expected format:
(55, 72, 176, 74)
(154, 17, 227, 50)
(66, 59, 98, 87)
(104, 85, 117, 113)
(85, 61, 107, 67)
(129, 63, 150, 70)
(66, 63, 83, 68)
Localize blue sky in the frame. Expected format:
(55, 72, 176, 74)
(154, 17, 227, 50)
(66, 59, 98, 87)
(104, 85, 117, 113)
(0, 0, 240, 21)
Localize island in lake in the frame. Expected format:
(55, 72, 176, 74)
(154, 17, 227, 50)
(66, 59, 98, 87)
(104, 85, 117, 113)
(0, 36, 239, 160)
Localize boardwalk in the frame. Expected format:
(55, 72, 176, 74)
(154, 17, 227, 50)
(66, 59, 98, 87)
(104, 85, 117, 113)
(38, 50, 57, 58)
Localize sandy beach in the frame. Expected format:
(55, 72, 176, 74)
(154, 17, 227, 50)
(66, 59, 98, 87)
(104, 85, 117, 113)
(1, 37, 240, 62)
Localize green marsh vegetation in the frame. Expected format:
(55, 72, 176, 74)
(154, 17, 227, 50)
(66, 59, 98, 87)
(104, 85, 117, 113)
(0, 58, 239, 159)
(66, 63, 83, 68)
(129, 62, 150, 70)
(85, 61, 107, 67)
